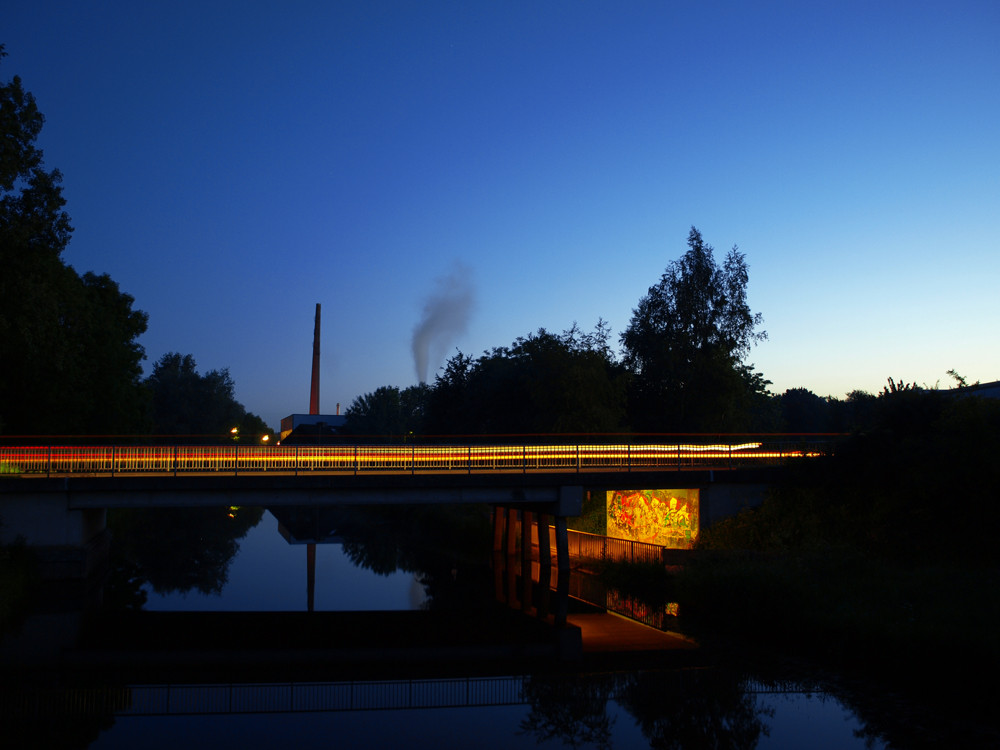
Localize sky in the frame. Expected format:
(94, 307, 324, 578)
(5, 1, 999, 430)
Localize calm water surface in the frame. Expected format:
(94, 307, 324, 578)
(2, 506, 930, 748)
(79, 509, 889, 749)
(141, 510, 427, 612)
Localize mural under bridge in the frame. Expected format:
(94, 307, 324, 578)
(606, 489, 699, 549)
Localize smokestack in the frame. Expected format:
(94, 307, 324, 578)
(309, 303, 321, 415)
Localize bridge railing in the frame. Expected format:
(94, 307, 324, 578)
(0, 440, 833, 477)
(0, 677, 529, 717)
(0, 675, 821, 719)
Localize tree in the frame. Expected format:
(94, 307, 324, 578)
(620, 227, 767, 432)
(778, 388, 833, 433)
(423, 322, 628, 436)
(423, 351, 473, 435)
(342, 383, 429, 439)
(144, 353, 270, 441)
(0, 47, 148, 434)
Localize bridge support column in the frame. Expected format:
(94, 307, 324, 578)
(492, 506, 504, 553)
(553, 486, 581, 576)
(506, 507, 518, 556)
(520, 510, 533, 612)
(554, 515, 569, 576)
(536, 512, 552, 572)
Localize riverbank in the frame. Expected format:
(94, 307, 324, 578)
(598, 549, 1000, 745)
(676, 549, 998, 677)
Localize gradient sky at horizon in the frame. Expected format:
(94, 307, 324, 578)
(5, 2, 999, 430)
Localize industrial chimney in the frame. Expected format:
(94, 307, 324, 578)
(309, 303, 321, 415)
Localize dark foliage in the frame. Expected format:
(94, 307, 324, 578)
(0, 46, 148, 435)
(424, 322, 628, 436)
(144, 352, 271, 441)
(341, 383, 429, 439)
(621, 227, 768, 432)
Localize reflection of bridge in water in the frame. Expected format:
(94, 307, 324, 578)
(1, 675, 816, 718)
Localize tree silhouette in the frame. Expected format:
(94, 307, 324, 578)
(423, 322, 626, 436)
(621, 227, 767, 432)
(144, 353, 270, 441)
(0, 46, 148, 435)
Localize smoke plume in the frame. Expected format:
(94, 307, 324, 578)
(412, 263, 474, 383)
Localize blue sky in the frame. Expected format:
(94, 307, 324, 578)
(6, 1, 999, 429)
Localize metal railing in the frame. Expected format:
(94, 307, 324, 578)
(0, 440, 831, 478)
(0, 675, 821, 718)
(0, 677, 528, 717)
(564, 528, 669, 565)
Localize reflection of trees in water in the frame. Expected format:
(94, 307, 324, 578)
(326, 504, 493, 611)
(616, 670, 769, 750)
(519, 670, 770, 750)
(108, 506, 264, 596)
(519, 673, 616, 749)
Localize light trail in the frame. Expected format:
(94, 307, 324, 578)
(0, 441, 829, 477)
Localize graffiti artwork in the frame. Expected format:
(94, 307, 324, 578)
(606, 489, 699, 548)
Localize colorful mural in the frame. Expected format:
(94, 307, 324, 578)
(606, 489, 699, 548)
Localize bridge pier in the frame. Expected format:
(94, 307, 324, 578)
(491, 486, 580, 580)
(491, 486, 580, 629)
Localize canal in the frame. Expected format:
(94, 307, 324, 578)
(0, 503, 979, 747)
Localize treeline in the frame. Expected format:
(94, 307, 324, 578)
(342, 227, 781, 439)
(0, 47, 268, 441)
(340, 230, 936, 440)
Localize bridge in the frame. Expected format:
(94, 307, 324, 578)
(0, 438, 827, 478)
(0, 438, 832, 581)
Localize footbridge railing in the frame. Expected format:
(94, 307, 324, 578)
(0, 677, 529, 717)
(0, 675, 822, 718)
(0, 439, 833, 478)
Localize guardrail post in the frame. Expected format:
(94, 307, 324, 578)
(111, 446, 116, 478)
(522, 445, 526, 474)
(411, 444, 415, 475)
(627, 443, 631, 472)
(47, 445, 52, 478)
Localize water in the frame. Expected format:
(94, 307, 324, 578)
(86, 695, 879, 750)
(141, 511, 427, 612)
(0, 505, 942, 749)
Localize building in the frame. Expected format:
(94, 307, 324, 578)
(279, 413, 347, 443)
